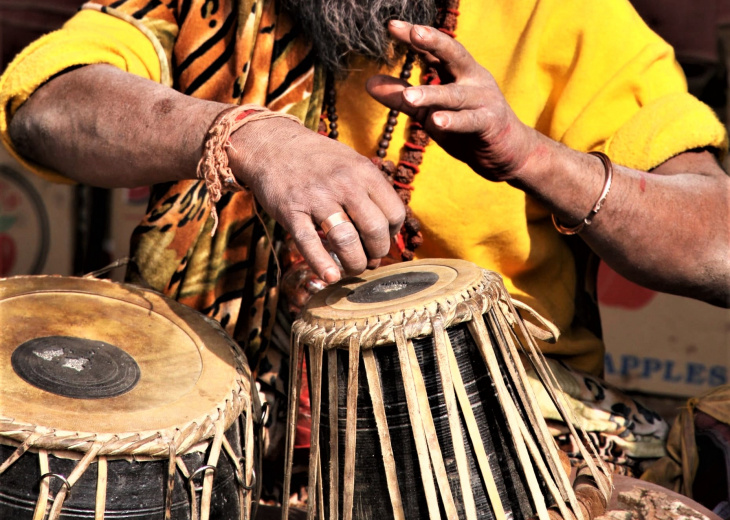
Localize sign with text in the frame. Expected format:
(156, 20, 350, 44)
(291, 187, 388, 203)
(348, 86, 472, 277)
(599, 262, 730, 397)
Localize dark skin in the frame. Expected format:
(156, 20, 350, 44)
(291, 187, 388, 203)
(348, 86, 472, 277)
(8, 22, 730, 306)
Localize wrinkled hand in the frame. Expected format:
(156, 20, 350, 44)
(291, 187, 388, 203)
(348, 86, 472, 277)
(367, 21, 540, 182)
(228, 118, 405, 284)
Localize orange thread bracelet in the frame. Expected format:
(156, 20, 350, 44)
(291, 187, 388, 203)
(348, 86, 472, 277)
(197, 104, 302, 235)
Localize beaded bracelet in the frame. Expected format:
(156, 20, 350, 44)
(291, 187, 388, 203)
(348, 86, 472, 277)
(552, 151, 614, 236)
(197, 104, 302, 235)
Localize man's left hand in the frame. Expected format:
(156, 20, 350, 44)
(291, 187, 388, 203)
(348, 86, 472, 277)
(367, 21, 538, 183)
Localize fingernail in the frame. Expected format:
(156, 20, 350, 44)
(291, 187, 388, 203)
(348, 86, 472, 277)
(403, 89, 422, 103)
(433, 114, 449, 127)
(389, 20, 405, 28)
(414, 25, 426, 39)
(323, 267, 340, 284)
(367, 259, 382, 270)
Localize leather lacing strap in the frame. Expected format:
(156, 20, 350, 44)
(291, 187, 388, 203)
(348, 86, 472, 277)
(509, 298, 561, 343)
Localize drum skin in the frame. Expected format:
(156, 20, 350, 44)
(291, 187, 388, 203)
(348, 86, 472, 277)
(0, 276, 255, 520)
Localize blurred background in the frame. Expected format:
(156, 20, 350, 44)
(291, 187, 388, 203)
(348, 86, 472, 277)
(0, 0, 728, 424)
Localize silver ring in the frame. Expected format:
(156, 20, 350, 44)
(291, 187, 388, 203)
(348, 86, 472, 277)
(187, 465, 217, 492)
(39, 473, 71, 492)
(241, 468, 257, 492)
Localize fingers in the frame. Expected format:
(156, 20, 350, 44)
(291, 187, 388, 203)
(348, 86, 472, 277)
(367, 77, 495, 132)
(235, 120, 404, 283)
(388, 21, 476, 79)
(387, 20, 440, 65)
(364, 171, 406, 238)
(288, 214, 346, 284)
(366, 75, 425, 121)
(402, 83, 489, 112)
(338, 197, 391, 260)
(429, 106, 504, 134)
(286, 165, 404, 282)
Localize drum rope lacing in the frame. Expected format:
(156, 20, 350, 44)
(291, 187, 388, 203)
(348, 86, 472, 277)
(283, 266, 613, 520)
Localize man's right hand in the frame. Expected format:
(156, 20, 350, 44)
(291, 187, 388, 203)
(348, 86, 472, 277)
(228, 116, 405, 284)
(8, 65, 404, 284)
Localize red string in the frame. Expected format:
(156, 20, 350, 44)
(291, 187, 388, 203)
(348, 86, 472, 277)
(393, 180, 415, 190)
(234, 109, 258, 122)
(399, 161, 421, 173)
(403, 142, 425, 152)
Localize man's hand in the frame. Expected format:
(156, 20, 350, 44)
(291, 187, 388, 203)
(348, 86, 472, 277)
(367, 21, 539, 183)
(8, 64, 403, 285)
(228, 118, 405, 283)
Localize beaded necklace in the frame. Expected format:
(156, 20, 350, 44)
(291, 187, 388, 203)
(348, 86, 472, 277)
(318, 0, 461, 262)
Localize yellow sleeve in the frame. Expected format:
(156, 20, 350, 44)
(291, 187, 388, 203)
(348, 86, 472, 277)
(534, 0, 728, 170)
(0, 8, 169, 183)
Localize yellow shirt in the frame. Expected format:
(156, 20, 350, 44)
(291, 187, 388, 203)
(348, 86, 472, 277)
(1, 0, 726, 374)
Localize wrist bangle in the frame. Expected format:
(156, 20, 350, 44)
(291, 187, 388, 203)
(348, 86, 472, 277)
(197, 104, 302, 235)
(552, 151, 613, 236)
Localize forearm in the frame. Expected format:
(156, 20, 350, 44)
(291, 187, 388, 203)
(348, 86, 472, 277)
(8, 64, 228, 188)
(10, 64, 405, 282)
(515, 136, 730, 306)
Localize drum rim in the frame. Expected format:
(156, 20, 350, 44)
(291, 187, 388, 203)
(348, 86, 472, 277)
(0, 275, 252, 458)
(295, 259, 507, 349)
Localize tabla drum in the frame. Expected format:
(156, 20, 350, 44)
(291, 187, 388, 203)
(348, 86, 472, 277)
(0, 276, 260, 520)
(282, 259, 612, 520)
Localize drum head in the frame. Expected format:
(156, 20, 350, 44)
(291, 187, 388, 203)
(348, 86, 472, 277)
(0, 276, 247, 442)
(304, 258, 487, 323)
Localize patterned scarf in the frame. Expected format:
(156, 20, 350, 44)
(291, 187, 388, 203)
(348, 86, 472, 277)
(89, 0, 324, 371)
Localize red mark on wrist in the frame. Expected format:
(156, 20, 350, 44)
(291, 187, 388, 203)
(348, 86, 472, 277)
(639, 173, 646, 193)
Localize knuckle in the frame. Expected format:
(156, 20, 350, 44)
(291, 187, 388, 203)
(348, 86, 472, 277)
(328, 226, 360, 249)
(469, 110, 483, 129)
(477, 106, 496, 128)
(358, 219, 389, 240)
(390, 207, 406, 227)
(292, 227, 319, 247)
(342, 253, 368, 274)
(449, 85, 467, 108)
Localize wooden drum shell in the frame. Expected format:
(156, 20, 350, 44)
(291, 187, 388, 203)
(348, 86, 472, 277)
(316, 319, 552, 520)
